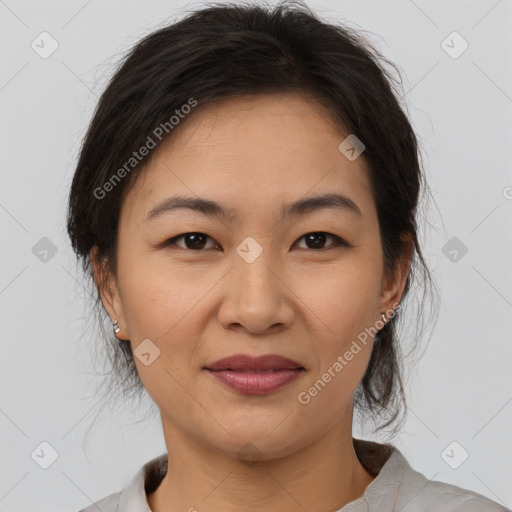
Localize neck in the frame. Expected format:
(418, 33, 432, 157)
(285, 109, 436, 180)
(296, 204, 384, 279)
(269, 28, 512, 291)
(148, 421, 375, 512)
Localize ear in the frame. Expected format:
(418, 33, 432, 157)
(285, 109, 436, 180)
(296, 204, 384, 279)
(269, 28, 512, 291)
(90, 246, 129, 340)
(378, 232, 414, 317)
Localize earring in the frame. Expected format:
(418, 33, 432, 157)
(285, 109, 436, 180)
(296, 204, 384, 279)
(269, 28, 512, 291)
(380, 313, 387, 325)
(113, 320, 121, 335)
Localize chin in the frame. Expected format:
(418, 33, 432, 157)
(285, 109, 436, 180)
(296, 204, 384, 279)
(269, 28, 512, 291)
(202, 420, 306, 462)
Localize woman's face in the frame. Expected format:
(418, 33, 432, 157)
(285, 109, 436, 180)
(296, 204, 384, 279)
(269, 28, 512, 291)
(95, 92, 409, 460)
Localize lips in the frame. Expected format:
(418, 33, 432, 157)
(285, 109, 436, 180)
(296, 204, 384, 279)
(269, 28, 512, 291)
(204, 354, 305, 372)
(203, 354, 305, 394)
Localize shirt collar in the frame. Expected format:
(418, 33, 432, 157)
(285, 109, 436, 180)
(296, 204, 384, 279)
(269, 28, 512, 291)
(116, 438, 405, 512)
(117, 453, 167, 512)
(339, 439, 406, 511)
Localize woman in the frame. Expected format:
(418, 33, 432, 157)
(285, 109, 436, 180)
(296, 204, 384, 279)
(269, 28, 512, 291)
(67, 2, 509, 511)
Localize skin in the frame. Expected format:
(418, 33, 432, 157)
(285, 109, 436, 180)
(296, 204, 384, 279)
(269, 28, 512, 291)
(92, 92, 412, 512)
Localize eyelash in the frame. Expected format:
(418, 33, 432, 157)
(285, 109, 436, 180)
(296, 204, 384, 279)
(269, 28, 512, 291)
(160, 231, 351, 252)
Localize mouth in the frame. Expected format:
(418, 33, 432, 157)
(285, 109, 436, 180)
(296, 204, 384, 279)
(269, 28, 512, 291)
(203, 353, 305, 372)
(203, 354, 305, 395)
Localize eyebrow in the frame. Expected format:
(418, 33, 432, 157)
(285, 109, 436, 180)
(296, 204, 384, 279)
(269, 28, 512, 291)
(145, 193, 362, 223)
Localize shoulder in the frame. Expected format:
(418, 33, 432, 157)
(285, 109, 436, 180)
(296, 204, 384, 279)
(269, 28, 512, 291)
(77, 491, 120, 512)
(351, 439, 509, 512)
(75, 452, 167, 512)
(396, 453, 509, 512)
(401, 477, 509, 511)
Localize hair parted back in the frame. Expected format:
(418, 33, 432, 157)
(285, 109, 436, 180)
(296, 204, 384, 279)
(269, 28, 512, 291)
(67, 0, 439, 440)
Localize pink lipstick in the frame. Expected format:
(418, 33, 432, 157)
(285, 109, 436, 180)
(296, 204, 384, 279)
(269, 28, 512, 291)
(204, 354, 305, 395)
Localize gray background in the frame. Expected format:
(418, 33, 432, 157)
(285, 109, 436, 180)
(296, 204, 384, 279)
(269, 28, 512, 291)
(0, 0, 511, 511)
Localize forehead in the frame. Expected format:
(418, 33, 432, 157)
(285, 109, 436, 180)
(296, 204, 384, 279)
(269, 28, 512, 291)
(120, 92, 375, 226)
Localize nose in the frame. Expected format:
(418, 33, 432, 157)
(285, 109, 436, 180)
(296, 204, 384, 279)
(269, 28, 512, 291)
(217, 251, 295, 335)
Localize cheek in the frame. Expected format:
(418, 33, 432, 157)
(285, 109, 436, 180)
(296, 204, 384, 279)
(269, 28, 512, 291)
(117, 244, 223, 339)
(294, 256, 382, 337)
(292, 258, 381, 396)
(120, 262, 209, 410)
(117, 253, 230, 399)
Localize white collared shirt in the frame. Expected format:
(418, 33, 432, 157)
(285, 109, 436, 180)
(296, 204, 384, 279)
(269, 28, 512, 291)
(78, 439, 510, 512)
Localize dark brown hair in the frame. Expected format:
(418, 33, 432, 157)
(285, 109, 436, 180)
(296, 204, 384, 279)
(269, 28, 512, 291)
(67, 0, 439, 439)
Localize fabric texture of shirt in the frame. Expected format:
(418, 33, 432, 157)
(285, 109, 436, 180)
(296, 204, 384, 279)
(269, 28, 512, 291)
(78, 438, 510, 512)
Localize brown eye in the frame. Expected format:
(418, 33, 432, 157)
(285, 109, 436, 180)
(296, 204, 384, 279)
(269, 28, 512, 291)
(294, 232, 348, 250)
(165, 232, 220, 251)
